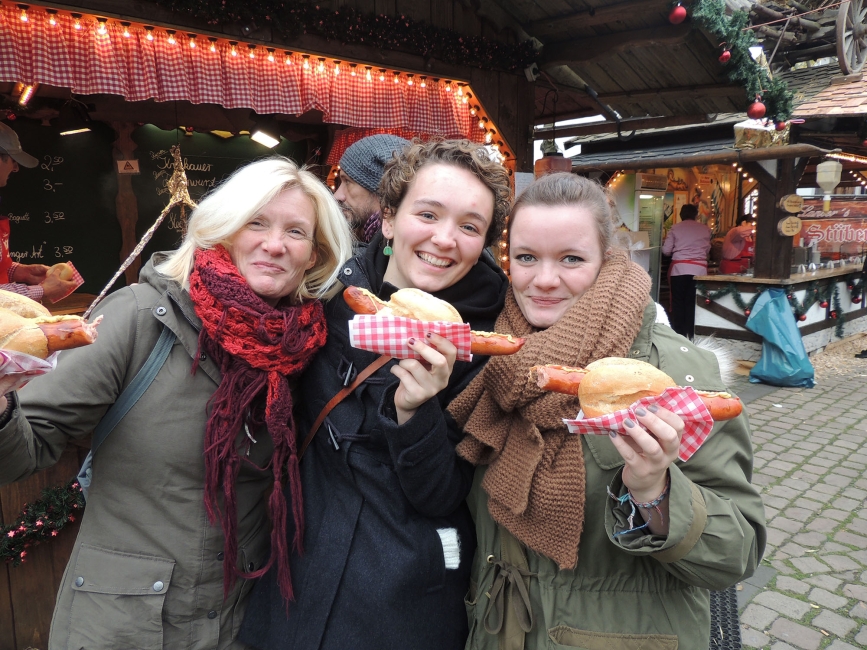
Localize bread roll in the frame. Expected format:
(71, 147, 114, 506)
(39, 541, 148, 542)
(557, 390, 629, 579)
(0, 289, 51, 319)
(387, 288, 463, 323)
(578, 357, 677, 417)
(0, 308, 51, 358)
(48, 262, 74, 281)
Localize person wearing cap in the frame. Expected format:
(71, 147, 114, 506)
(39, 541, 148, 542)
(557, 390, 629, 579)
(333, 134, 409, 243)
(0, 122, 79, 303)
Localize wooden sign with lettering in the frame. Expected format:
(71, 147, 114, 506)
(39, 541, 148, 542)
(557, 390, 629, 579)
(0, 120, 120, 294)
(130, 125, 307, 264)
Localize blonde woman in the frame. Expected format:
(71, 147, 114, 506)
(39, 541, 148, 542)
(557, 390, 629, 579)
(0, 157, 353, 649)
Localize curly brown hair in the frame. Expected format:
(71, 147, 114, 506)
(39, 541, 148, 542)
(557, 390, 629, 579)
(378, 139, 511, 247)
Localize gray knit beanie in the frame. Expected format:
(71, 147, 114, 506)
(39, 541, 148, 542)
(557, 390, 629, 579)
(339, 134, 410, 194)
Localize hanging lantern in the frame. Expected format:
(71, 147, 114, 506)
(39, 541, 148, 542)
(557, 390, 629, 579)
(816, 159, 843, 212)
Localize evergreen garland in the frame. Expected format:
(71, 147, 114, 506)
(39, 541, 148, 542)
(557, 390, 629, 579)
(150, 0, 538, 73)
(690, 0, 794, 121)
(1, 480, 84, 566)
(698, 274, 861, 338)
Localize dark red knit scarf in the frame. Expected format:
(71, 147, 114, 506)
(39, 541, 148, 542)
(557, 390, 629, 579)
(189, 245, 327, 605)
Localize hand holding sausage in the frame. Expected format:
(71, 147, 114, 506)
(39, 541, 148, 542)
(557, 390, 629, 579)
(391, 332, 457, 425)
(532, 357, 743, 421)
(344, 286, 525, 356)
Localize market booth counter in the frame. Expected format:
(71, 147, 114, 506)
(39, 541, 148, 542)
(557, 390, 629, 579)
(694, 262, 867, 359)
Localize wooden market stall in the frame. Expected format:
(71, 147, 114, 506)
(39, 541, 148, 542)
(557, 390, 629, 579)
(0, 1, 797, 647)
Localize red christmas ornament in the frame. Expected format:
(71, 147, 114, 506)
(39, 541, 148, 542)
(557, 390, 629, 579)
(787, 293, 793, 300)
(747, 99, 767, 120)
(798, 314, 807, 321)
(775, 121, 787, 131)
(669, 3, 687, 24)
(744, 309, 751, 316)
(705, 298, 712, 305)
(718, 50, 731, 64)
(5, 110, 16, 121)
(854, 296, 863, 304)
(830, 311, 838, 319)
(820, 300, 829, 308)
(862, 139, 867, 148)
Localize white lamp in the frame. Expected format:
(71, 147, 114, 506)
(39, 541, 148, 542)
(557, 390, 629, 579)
(816, 159, 842, 212)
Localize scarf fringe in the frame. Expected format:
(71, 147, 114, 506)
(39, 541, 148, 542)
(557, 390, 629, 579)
(189, 245, 326, 607)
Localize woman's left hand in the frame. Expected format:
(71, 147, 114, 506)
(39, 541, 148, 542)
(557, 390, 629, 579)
(390, 332, 457, 425)
(608, 405, 684, 534)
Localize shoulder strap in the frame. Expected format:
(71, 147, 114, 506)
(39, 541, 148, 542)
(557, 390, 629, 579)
(90, 324, 176, 455)
(299, 354, 391, 460)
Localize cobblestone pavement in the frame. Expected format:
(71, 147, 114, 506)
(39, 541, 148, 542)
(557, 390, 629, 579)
(726, 363, 867, 650)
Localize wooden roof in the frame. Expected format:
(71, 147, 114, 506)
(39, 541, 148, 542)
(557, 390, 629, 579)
(489, 0, 752, 131)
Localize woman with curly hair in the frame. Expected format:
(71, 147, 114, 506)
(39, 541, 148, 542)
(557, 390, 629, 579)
(241, 140, 512, 650)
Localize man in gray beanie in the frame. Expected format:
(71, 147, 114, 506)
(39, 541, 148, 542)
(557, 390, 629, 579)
(334, 134, 409, 243)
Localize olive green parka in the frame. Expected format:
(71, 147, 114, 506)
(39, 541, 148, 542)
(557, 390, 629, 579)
(464, 303, 766, 650)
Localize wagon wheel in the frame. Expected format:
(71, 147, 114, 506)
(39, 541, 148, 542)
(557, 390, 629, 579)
(837, 0, 867, 75)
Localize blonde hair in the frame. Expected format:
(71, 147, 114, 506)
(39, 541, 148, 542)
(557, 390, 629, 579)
(157, 157, 353, 301)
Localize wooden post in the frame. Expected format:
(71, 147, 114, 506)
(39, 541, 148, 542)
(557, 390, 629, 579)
(112, 122, 141, 286)
(748, 158, 797, 279)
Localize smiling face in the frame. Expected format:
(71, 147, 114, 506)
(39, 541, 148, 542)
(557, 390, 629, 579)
(381, 164, 493, 293)
(0, 154, 18, 188)
(226, 187, 318, 305)
(509, 204, 606, 329)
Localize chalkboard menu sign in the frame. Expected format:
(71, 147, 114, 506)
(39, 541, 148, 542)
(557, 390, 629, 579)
(131, 126, 307, 265)
(1, 120, 120, 295)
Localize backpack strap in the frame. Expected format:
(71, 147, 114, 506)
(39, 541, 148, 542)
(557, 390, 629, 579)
(90, 324, 176, 455)
(78, 325, 176, 499)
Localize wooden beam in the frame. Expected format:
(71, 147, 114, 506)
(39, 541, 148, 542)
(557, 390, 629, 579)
(596, 84, 745, 104)
(570, 144, 829, 173)
(534, 113, 711, 139)
(541, 23, 692, 68)
(526, 0, 670, 39)
(753, 158, 797, 280)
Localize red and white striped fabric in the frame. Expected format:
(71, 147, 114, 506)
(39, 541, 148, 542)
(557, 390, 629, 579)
(0, 6, 476, 139)
(48, 261, 84, 303)
(348, 315, 473, 362)
(564, 387, 714, 462)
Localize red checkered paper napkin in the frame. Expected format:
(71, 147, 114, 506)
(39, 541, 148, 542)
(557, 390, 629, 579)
(0, 350, 58, 393)
(48, 262, 85, 304)
(563, 387, 713, 462)
(348, 315, 473, 362)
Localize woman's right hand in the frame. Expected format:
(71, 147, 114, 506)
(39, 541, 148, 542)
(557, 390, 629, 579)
(390, 332, 457, 425)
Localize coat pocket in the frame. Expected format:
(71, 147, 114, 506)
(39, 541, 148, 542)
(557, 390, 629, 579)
(67, 544, 175, 650)
(547, 625, 678, 650)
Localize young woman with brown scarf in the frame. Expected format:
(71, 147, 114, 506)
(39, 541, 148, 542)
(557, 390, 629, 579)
(449, 173, 766, 650)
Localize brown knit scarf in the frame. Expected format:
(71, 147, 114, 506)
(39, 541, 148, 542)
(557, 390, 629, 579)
(448, 249, 651, 569)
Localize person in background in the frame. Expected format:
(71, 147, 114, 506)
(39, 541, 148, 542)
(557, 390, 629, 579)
(0, 157, 353, 649)
(333, 134, 410, 243)
(450, 172, 765, 649)
(720, 214, 755, 275)
(0, 122, 79, 303)
(661, 203, 711, 339)
(241, 140, 511, 650)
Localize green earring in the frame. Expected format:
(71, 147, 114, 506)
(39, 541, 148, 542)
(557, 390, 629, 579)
(383, 239, 393, 256)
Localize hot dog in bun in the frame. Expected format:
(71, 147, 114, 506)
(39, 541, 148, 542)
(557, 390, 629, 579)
(343, 286, 525, 356)
(0, 290, 101, 359)
(533, 357, 743, 421)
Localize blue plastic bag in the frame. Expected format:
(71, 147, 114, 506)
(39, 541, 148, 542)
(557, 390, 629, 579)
(746, 288, 815, 388)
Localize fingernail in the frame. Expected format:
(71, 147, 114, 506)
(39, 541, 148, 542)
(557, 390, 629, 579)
(623, 418, 635, 428)
(425, 332, 432, 339)
(648, 404, 659, 414)
(634, 407, 647, 417)
(407, 337, 416, 345)
(609, 430, 617, 438)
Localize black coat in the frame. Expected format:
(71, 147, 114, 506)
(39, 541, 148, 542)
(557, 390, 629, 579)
(241, 234, 509, 650)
